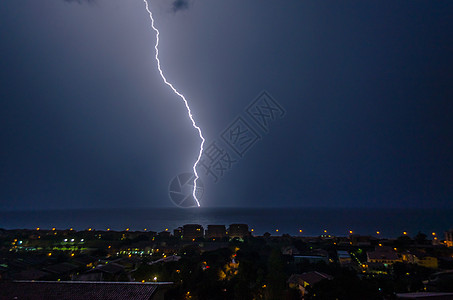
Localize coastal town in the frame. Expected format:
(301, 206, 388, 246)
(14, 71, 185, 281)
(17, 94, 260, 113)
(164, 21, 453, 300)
(2, 225, 453, 299)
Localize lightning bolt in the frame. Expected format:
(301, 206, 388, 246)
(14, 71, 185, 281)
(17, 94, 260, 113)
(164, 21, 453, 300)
(143, 0, 204, 207)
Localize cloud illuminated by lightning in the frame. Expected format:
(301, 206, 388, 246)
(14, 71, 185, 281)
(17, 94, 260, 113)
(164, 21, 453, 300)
(143, 0, 204, 207)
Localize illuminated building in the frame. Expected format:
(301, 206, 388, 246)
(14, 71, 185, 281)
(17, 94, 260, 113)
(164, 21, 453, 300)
(228, 224, 250, 239)
(182, 224, 204, 241)
(337, 250, 352, 265)
(173, 227, 182, 239)
(205, 225, 226, 239)
(367, 246, 402, 265)
(288, 272, 333, 297)
(445, 230, 453, 247)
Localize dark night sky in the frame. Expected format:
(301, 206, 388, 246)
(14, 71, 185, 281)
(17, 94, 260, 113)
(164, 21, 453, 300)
(1, 0, 452, 210)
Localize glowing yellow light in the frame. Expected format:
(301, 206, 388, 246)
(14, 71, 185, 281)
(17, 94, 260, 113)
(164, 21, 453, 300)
(52, 228, 56, 231)
(142, 280, 145, 283)
(299, 229, 302, 233)
(251, 229, 254, 232)
(144, 229, 147, 231)
(276, 229, 279, 232)
(107, 228, 110, 231)
(379, 243, 382, 247)
(349, 230, 353, 234)
(432, 232, 436, 236)
(376, 231, 380, 235)
(324, 229, 327, 233)
(403, 231, 407, 235)
(48, 253, 52, 256)
(36, 227, 40, 231)
(126, 228, 130, 231)
(88, 228, 92, 231)
(71, 253, 75, 257)
(165, 228, 168, 231)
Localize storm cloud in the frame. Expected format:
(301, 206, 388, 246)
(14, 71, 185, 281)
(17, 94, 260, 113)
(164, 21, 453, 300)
(172, 0, 190, 12)
(63, 0, 95, 4)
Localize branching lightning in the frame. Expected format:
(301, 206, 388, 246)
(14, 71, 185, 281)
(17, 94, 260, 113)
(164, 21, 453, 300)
(143, 0, 204, 207)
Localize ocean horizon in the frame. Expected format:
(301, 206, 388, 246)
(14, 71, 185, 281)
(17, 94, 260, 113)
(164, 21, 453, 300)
(1, 207, 452, 238)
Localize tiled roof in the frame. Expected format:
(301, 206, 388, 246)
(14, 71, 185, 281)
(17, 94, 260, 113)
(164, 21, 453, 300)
(11, 269, 49, 280)
(94, 263, 125, 274)
(0, 281, 161, 300)
(43, 262, 79, 274)
(367, 250, 400, 260)
(288, 271, 333, 286)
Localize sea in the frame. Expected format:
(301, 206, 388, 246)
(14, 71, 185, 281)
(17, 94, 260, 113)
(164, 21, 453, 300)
(0, 207, 452, 238)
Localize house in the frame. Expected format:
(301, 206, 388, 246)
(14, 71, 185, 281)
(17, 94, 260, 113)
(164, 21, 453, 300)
(367, 246, 402, 265)
(445, 230, 453, 248)
(424, 270, 453, 292)
(402, 250, 439, 269)
(288, 271, 332, 296)
(148, 255, 181, 266)
(337, 250, 351, 265)
(228, 224, 250, 239)
(182, 224, 204, 241)
(74, 262, 128, 282)
(294, 249, 329, 264)
(42, 262, 79, 280)
(282, 246, 300, 256)
(205, 225, 227, 240)
(350, 235, 377, 246)
(11, 269, 49, 281)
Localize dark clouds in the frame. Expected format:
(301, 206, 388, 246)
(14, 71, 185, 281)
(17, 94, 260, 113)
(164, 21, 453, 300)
(63, 0, 95, 4)
(1, 0, 452, 210)
(172, 0, 190, 12)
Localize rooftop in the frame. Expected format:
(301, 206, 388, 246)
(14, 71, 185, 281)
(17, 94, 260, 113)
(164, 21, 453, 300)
(0, 281, 171, 300)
